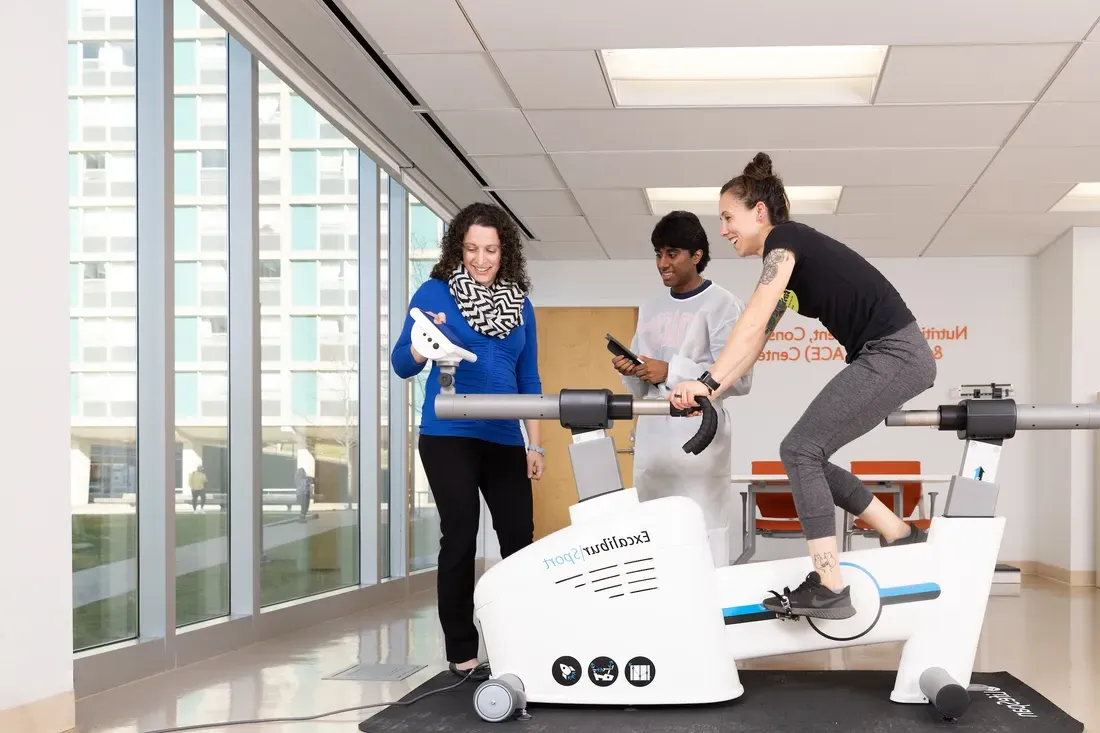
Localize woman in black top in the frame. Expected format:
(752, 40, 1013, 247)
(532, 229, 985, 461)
(669, 153, 938, 620)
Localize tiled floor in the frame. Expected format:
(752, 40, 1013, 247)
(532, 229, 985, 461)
(76, 576, 1098, 733)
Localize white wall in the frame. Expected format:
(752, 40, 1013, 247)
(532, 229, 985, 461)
(0, 0, 76, 727)
(1033, 232, 1075, 570)
(528, 255, 1037, 564)
(1034, 227, 1100, 574)
(1070, 228, 1099, 572)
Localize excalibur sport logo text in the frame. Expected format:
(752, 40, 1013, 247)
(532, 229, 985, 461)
(541, 530, 652, 570)
(980, 686, 1038, 719)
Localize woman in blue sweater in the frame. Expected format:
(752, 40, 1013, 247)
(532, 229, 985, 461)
(391, 202, 545, 680)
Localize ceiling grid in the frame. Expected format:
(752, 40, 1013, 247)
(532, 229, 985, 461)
(302, 0, 1100, 258)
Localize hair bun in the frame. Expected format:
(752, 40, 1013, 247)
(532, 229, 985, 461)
(743, 152, 774, 179)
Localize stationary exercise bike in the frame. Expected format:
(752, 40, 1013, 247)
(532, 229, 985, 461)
(408, 309, 1100, 724)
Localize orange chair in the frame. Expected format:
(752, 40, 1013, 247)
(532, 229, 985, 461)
(735, 460, 807, 563)
(843, 460, 936, 551)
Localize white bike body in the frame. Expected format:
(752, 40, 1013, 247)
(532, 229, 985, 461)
(474, 487, 1003, 707)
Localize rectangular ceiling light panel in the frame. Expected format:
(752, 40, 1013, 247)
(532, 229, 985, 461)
(646, 186, 842, 217)
(601, 46, 889, 106)
(1049, 182, 1100, 212)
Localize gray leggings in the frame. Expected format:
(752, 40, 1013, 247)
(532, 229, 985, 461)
(779, 320, 938, 541)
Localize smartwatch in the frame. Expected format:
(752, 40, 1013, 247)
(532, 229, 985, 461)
(697, 371, 720, 394)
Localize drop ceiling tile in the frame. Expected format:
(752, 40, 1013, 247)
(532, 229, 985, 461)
(925, 231, 1058, 256)
(387, 53, 515, 110)
(980, 146, 1100, 183)
(458, 0, 1100, 50)
(434, 110, 544, 155)
(491, 50, 613, 109)
(497, 190, 581, 217)
(526, 105, 1027, 153)
(588, 215, 670, 256)
(875, 44, 1073, 103)
(524, 216, 596, 242)
(796, 213, 949, 243)
(1042, 42, 1100, 101)
(470, 155, 566, 189)
(549, 149, 996, 190)
(837, 186, 970, 214)
(1005, 102, 1100, 147)
(341, 0, 482, 53)
(550, 151, 742, 190)
(526, 241, 609, 260)
(956, 181, 1075, 213)
(924, 211, 1100, 255)
(597, 238, 663, 260)
(572, 189, 652, 217)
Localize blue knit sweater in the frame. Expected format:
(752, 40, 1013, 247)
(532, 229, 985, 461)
(391, 277, 542, 446)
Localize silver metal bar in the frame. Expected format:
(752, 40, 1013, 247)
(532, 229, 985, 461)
(433, 394, 676, 420)
(634, 400, 680, 416)
(1014, 404, 1100, 430)
(435, 394, 559, 420)
(358, 153, 380, 588)
(136, 0, 174, 643)
(885, 409, 940, 427)
(886, 404, 1100, 430)
(386, 176, 408, 580)
(227, 35, 261, 618)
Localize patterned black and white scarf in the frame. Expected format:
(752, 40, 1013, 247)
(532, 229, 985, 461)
(448, 265, 525, 339)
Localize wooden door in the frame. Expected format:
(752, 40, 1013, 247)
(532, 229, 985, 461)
(533, 306, 639, 540)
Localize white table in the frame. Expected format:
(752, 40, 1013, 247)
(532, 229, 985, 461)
(729, 473, 955, 563)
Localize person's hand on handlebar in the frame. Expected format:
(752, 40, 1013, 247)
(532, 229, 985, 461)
(668, 379, 711, 413)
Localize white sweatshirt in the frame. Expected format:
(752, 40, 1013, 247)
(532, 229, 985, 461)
(622, 279, 752, 490)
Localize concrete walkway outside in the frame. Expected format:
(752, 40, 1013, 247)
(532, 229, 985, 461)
(72, 510, 358, 607)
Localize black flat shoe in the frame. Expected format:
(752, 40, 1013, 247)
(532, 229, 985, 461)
(449, 662, 491, 681)
(880, 523, 928, 548)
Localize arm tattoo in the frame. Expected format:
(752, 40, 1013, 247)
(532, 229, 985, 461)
(812, 552, 838, 572)
(765, 298, 787, 334)
(759, 248, 791, 285)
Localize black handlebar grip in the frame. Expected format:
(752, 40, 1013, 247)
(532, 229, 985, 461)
(680, 396, 718, 455)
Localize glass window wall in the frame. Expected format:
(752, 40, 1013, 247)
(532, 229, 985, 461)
(67, 0, 446, 666)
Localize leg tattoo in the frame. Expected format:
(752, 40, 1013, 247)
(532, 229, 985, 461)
(812, 551, 838, 573)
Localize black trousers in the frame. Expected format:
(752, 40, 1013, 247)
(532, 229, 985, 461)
(418, 434, 534, 663)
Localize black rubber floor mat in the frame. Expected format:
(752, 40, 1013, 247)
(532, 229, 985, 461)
(359, 669, 1083, 732)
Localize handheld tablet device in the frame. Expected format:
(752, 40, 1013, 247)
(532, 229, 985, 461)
(605, 333, 643, 366)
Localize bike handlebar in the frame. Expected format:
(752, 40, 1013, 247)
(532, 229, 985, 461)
(677, 396, 718, 455)
(433, 390, 718, 455)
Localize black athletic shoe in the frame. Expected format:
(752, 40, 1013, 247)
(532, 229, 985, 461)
(449, 661, 491, 681)
(761, 571, 856, 620)
(879, 522, 928, 548)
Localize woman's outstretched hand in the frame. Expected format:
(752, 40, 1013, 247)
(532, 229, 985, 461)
(668, 380, 710, 412)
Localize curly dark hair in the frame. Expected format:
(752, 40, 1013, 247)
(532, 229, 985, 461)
(429, 202, 531, 292)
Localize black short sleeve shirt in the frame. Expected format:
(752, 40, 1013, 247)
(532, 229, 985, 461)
(762, 221, 916, 363)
